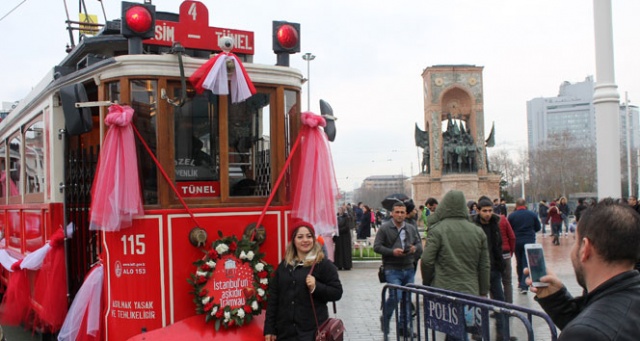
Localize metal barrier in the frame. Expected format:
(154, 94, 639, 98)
(381, 284, 558, 341)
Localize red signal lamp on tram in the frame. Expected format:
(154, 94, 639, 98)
(121, 1, 156, 54)
(121, 2, 156, 38)
(272, 21, 301, 66)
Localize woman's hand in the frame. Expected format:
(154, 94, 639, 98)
(265, 334, 277, 341)
(306, 274, 316, 292)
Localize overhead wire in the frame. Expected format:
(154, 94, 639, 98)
(0, 0, 27, 22)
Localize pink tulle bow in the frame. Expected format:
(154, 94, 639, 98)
(301, 111, 326, 128)
(89, 104, 144, 232)
(291, 112, 338, 236)
(105, 104, 134, 127)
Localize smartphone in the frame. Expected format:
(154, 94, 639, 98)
(524, 243, 549, 287)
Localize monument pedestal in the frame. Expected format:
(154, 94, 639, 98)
(411, 173, 501, 206)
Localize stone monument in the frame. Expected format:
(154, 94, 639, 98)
(411, 65, 501, 204)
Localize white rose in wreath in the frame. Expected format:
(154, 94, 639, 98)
(202, 296, 210, 305)
(239, 251, 247, 259)
(246, 251, 255, 260)
(210, 306, 218, 316)
(196, 270, 208, 277)
(260, 278, 268, 285)
(251, 301, 259, 310)
(215, 243, 229, 254)
(237, 309, 245, 318)
(206, 260, 216, 268)
(257, 288, 265, 297)
(255, 262, 264, 272)
(224, 311, 230, 320)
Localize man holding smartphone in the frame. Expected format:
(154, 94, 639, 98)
(374, 201, 423, 338)
(527, 199, 640, 340)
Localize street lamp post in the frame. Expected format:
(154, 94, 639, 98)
(626, 92, 632, 196)
(302, 52, 315, 111)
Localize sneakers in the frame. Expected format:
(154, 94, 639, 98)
(519, 288, 528, 294)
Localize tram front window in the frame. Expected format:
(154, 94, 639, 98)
(173, 91, 220, 187)
(131, 80, 158, 204)
(228, 93, 271, 197)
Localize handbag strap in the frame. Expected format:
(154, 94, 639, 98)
(308, 262, 338, 333)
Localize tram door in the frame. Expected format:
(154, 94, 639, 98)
(62, 80, 102, 299)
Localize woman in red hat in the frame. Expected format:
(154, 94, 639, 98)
(264, 221, 343, 341)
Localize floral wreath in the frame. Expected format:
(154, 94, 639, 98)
(189, 231, 275, 330)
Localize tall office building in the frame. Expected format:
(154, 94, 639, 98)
(527, 76, 639, 151)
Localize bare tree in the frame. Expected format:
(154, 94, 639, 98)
(528, 131, 596, 201)
(488, 149, 518, 199)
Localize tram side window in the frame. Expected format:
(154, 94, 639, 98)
(174, 92, 220, 185)
(131, 80, 158, 205)
(228, 93, 271, 197)
(8, 134, 22, 197)
(25, 119, 45, 194)
(0, 143, 5, 199)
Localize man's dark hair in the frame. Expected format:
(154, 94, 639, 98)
(578, 198, 584, 205)
(578, 198, 640, 264)
(425, 198, 438, 206)
(477, 196, 493, 209)
(392, 201, 406, 210)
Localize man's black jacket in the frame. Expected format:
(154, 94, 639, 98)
(537, 270, 640, 341)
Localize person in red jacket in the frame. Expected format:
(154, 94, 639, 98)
(499, 213, 516, 304)
(547, 202, 563, 245)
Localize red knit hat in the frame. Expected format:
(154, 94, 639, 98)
(290, 220, 315, 240)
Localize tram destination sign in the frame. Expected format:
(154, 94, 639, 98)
(146, 1, 254, 55)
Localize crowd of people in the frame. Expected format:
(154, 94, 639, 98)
(376, 191, 640, 341)
(262, 192, 640, 341)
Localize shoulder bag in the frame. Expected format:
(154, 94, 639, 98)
(309, 263, 345, 341)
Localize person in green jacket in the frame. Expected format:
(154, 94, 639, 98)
(421, 190, 490, 295)
(421, 190, 490, 341)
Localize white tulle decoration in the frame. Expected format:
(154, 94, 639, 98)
(0, 249, 18, 272)
(58, 265, 104, 341)
(20, 244, 51, 270)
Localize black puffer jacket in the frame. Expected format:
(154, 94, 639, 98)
(537, 270, 640, 341)
(264, 258, 343, 341)
(472, 213, 504, 272)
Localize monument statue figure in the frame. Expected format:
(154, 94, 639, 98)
(414, 123, 430, 174)
(454, 137, 467, 173)
(484, 122, 496, 171)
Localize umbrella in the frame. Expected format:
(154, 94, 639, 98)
(381, 193, 415, 212)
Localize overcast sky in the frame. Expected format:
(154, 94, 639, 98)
(2, 0, 639, 191)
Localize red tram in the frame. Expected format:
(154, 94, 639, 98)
(0, 1, 327, 339)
